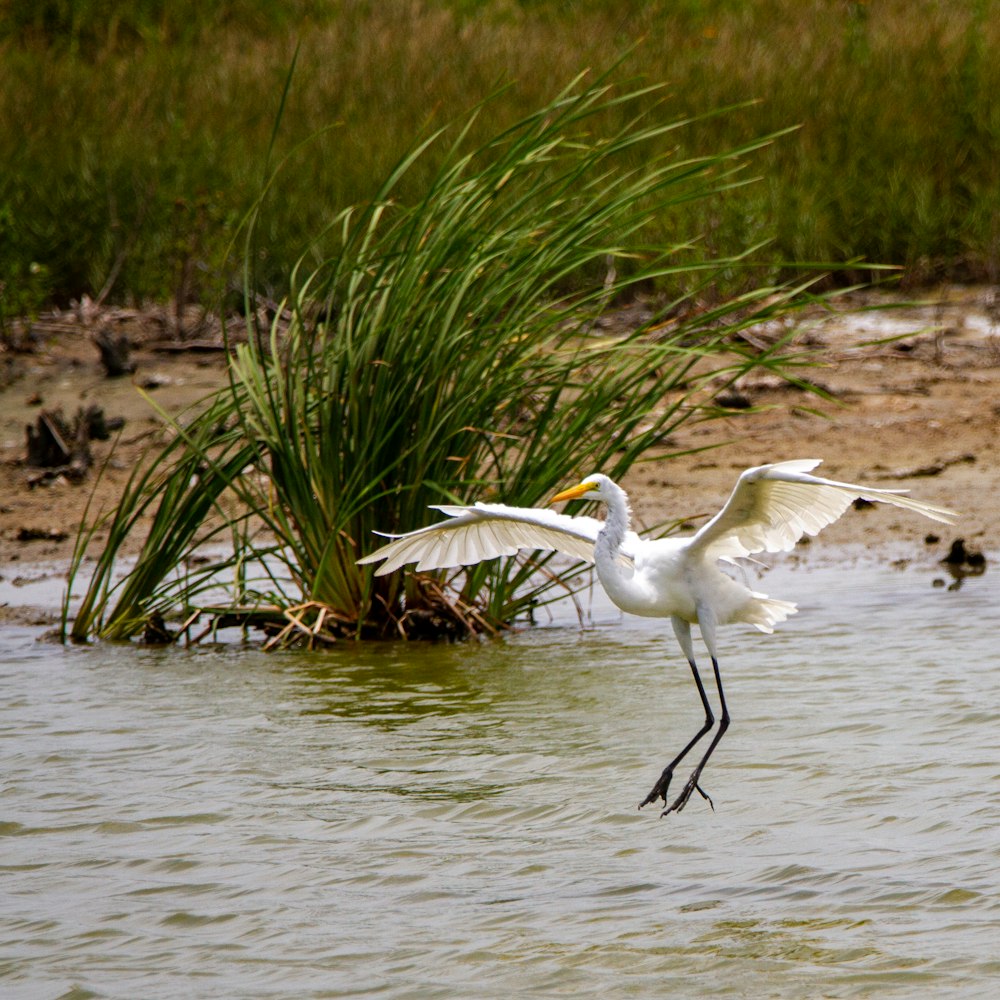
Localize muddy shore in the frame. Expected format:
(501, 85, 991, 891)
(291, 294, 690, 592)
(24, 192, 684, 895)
(2, 287, 995, 624)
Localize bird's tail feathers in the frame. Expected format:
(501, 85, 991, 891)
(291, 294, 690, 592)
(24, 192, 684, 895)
(743, 593, 798, 634)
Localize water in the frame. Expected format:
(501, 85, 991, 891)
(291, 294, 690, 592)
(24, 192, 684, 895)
(2, 559, 998, 999)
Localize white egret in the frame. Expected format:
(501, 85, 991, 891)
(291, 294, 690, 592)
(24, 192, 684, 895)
(358, 459, 956, 816)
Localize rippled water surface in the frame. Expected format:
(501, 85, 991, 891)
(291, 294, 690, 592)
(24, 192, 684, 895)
(3, 561, 999, 999)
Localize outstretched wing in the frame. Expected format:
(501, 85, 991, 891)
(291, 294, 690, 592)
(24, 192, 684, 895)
(357, 502, 619, 576)
(690, 459, 957, 561)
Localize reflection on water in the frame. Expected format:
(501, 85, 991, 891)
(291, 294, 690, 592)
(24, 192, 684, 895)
(2, 560, 999, 999)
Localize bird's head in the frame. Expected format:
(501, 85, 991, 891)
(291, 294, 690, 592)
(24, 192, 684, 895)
(550, 473, 613, 505)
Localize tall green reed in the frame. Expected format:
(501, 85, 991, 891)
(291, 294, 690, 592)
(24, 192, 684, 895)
(65, 77, 826, 644)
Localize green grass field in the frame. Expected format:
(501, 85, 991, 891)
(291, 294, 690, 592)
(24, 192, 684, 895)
(3, 0, 999, 317)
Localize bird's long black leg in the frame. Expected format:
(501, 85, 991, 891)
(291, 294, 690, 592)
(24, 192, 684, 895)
(662, 656, 730, 817)
(638, 654, 715, 809)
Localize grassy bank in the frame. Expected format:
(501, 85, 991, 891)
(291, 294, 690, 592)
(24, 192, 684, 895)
(2, 0, 999, 318)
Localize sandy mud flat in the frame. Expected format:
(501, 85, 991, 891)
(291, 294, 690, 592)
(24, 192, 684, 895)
(1, 287, 994, 624)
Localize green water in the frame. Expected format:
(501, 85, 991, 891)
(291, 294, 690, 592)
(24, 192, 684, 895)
(2, 560, 998, 998)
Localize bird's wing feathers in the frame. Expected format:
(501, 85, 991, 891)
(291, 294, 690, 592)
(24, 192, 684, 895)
(690, 459, 956, 561)
(358, 502, 622, 576)
(359, 461, 956, 576)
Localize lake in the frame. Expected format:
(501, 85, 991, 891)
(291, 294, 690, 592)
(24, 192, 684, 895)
(2, 556, 998, 998)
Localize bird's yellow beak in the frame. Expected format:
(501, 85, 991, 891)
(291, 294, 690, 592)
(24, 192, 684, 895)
(549, 481, 593, 505)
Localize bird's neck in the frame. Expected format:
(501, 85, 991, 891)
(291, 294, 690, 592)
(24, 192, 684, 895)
(596, 480, 631, 561)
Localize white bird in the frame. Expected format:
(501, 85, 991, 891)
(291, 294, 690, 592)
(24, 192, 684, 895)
(358, 459, 956, 816)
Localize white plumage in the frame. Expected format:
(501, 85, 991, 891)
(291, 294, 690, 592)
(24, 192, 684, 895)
(365, 503, 622, 575)
(358, 459, 956, 816)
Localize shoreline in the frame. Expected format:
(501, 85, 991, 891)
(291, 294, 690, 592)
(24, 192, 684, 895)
(2, 286, 993, 626)
(0, 539, 976, 632)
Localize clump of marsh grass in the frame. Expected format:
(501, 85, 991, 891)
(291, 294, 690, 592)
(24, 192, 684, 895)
(64, 77, 824, 646)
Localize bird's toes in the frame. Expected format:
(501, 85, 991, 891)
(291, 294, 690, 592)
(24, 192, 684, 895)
(638, 772, 672, 810)
(638, 790, 658, 810)
(660, 793, 687, 818)
(660, 775, 710, 817)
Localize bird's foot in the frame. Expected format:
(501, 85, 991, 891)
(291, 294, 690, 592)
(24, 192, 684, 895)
(638, 769, 673, 810)
(661, 773, 714, 817)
